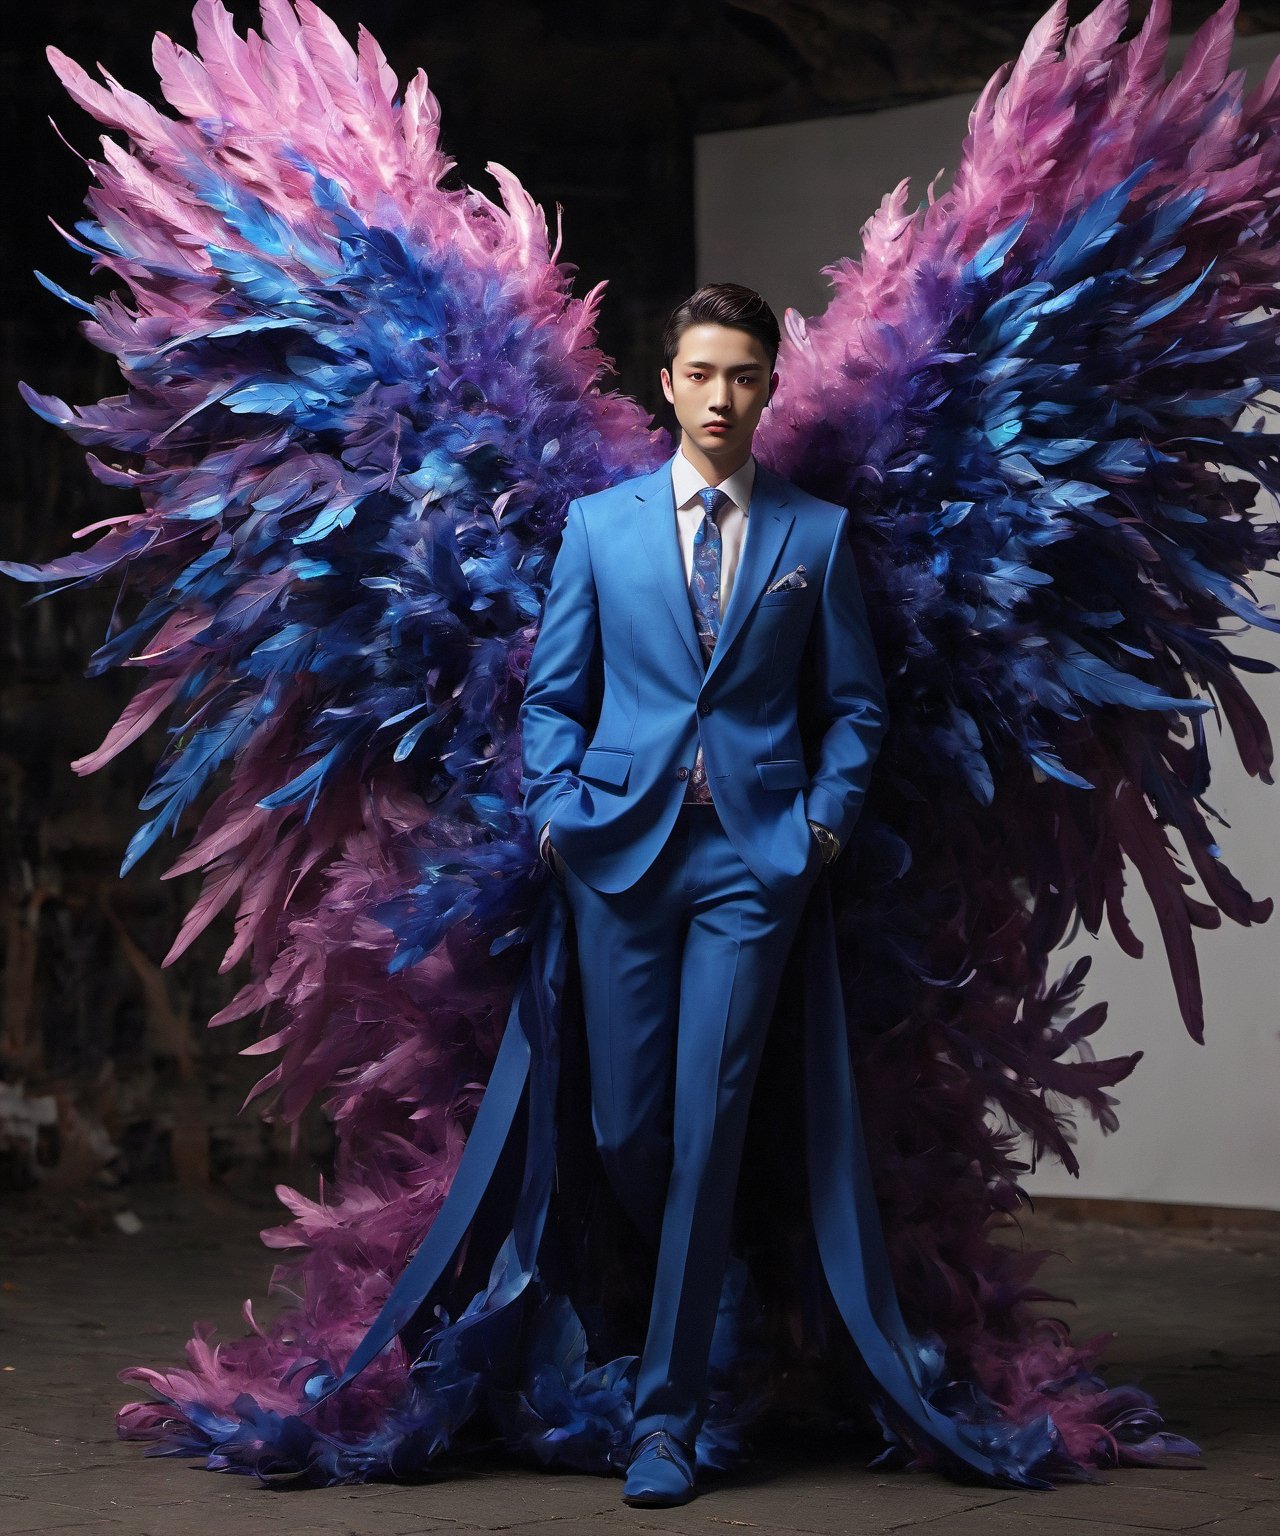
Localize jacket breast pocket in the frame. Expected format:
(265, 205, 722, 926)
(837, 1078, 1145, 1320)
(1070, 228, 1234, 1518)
(756, 758, 808, 791)
(758, 586, 809, 610)
(577, 747, 632, 790)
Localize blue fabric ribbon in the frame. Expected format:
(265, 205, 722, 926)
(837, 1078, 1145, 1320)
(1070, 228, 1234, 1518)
(304, 889, 569, 1406)
(799, 877, 1056, 1488)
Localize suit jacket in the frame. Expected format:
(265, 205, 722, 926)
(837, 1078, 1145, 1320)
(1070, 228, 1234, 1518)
(518, 455, 888, 893)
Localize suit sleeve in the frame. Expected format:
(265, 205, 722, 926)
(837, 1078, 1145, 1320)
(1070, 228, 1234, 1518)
(803, 508, 888, 848)
(518, 498, 603, 838)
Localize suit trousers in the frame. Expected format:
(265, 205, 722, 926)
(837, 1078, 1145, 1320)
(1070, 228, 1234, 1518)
(561, 801, 822, 1449)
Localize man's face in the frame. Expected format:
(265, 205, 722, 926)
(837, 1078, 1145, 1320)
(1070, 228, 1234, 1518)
(660, 323, 777, 466)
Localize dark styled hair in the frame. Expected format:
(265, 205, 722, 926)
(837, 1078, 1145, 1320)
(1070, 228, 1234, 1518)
(661, 283, 781, 374)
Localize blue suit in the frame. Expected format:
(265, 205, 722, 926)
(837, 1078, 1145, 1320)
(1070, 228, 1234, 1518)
(518, 454, 887, 1449)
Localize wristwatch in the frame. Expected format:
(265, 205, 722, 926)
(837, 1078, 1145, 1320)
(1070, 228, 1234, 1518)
(807, 819, 841, 864)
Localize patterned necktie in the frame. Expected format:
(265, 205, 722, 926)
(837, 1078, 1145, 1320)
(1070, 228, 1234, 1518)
(686, 486, 730, 805)
(689, 485, 730, 664)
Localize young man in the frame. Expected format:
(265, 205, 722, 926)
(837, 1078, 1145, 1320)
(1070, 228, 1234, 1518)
(518, 283, 888, 1507)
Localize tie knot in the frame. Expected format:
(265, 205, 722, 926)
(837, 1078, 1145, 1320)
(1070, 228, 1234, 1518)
(696, 486, 731, 521)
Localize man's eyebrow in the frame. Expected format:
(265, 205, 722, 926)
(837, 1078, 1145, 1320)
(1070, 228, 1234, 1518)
(682, 360, 765, 370)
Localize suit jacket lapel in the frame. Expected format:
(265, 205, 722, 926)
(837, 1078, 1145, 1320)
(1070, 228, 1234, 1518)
(704, 463, 794, 684)
(634, 459, 703, 674)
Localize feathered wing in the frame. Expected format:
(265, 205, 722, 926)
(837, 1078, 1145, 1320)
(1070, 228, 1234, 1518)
(4, 0, 663, 1478)
(757, 0, 1277, 1473)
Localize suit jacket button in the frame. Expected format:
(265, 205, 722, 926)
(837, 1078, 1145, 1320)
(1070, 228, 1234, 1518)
(698, 701, 711, 716)
(676, 766, 689, 781)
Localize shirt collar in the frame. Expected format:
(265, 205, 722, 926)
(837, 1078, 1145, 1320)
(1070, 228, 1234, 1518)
(672, 445, 756, 516)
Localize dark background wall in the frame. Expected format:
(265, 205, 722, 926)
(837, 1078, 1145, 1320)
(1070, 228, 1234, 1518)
(2, 0, 1276, 1195)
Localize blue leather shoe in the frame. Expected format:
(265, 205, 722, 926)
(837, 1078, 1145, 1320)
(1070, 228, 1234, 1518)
(622, 1429, 697, 1507)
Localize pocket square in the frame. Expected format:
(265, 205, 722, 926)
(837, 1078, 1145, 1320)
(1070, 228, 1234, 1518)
(765, 565, 808, 593)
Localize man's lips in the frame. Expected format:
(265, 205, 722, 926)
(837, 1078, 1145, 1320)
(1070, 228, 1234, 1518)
(702, 422, 732, 433)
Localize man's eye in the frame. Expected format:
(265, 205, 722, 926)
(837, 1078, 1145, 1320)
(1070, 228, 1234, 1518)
(688, 372, 704, 381)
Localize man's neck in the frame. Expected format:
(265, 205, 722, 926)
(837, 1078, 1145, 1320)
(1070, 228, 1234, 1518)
(678, 437, 753, 488)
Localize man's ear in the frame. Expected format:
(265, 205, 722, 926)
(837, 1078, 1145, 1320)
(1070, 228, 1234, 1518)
(660, 367, 675, 406)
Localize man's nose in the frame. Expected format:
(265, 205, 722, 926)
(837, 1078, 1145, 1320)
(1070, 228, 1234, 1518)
(710, 379, 731, 410)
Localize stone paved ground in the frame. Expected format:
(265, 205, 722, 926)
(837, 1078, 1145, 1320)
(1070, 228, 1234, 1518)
(0, 1189, 1276, 1536)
